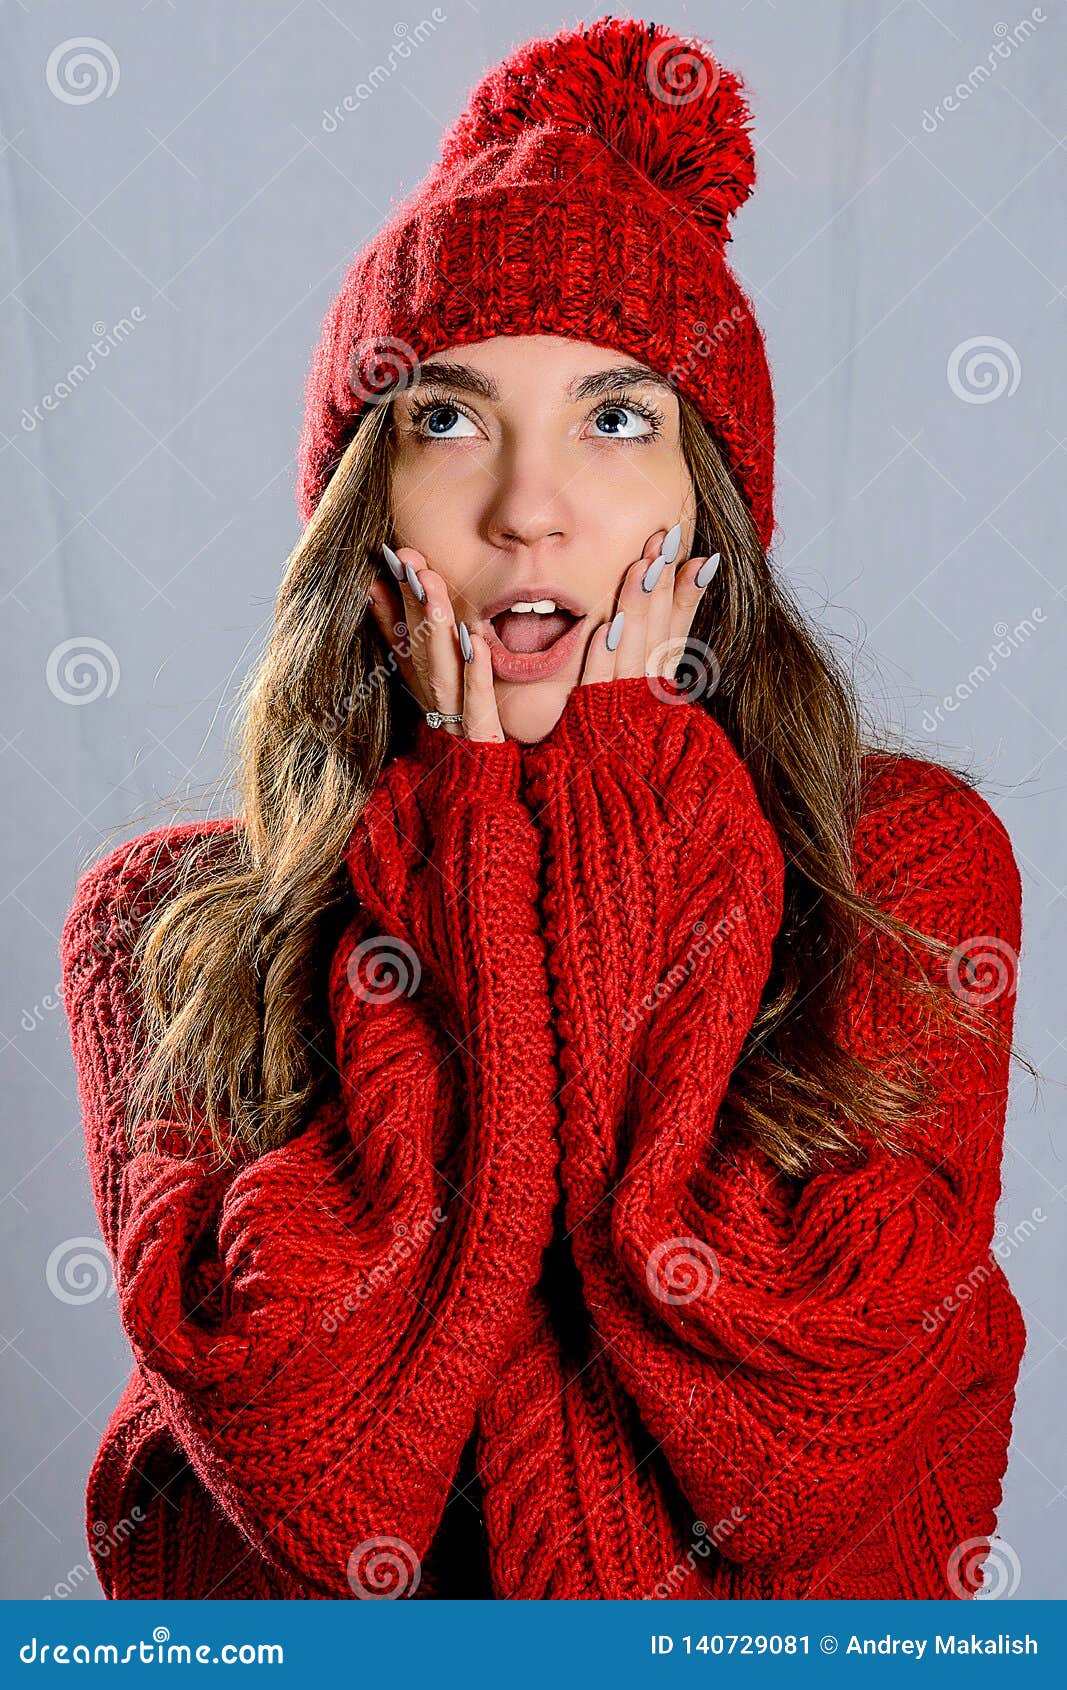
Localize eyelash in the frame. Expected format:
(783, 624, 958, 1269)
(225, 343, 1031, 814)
(405, 387, 664, 446)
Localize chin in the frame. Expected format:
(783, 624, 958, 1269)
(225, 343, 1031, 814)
(495, 681, 573, 745)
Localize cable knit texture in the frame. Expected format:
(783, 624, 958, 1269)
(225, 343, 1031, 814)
(60, 678, 1026, 1600)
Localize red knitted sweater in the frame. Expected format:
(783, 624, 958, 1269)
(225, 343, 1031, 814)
(59, 676, 1026, 1601)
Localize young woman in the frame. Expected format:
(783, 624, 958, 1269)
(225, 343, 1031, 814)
(60, 18, 1031, 1602)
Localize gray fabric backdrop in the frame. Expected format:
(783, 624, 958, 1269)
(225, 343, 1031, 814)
(3, 0, 1063, 1600)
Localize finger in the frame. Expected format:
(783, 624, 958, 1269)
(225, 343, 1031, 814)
(641, 523, 684, 679)
(611, 529, 668, 678)
(388, 547, 463, 720)
(667, 550, 721, 680)
(366, 576, 418, 695)
(579, 613, 619, 685)
(459, 627, 506, 743)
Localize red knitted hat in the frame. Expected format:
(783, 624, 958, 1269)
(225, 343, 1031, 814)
(297, 15, 775, 550)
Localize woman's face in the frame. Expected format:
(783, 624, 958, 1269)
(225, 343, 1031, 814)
(388, 334, 697, 743)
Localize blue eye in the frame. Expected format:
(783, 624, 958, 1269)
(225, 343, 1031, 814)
(405, 389, 664, 445)
(589, 399, 662, 443)
(410, 401, 478, 439)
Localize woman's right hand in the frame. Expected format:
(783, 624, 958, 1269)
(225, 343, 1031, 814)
(366, 544, 507, 743)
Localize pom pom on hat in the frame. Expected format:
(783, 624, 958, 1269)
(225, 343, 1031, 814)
(436, 15, 757, 243)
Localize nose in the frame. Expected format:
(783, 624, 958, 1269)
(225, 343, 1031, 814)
(482, 437, 571, 553)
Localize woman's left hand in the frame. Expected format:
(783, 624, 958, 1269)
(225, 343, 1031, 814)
(578, 525, 719, 685)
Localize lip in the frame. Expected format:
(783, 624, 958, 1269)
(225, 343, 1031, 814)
(475, 581, 590, 685)
(479, 608, 589, 684)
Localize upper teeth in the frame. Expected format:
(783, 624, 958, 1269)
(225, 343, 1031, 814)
(506, 599, 562, 614)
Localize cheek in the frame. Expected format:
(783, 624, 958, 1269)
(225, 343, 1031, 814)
(574, 446, 692, 549)
(390, 450, 469, 542)
(388, 452, 484, 595)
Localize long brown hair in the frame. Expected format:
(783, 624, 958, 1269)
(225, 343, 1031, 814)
(96, 393, 1036, 1174)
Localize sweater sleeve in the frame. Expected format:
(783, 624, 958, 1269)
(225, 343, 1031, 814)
(521, 676, 1025, 1574)
(60, 735, 561, 1600)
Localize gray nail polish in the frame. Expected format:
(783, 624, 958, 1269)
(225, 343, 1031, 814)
(695, 552, 721, 589)
(660, 521, 683, 564)
(382, 543, 405, 582)
(606, 609, 625, 651)
(404, 560, 426, 603)
(459, 620, 473, 663)
(642, 554, 666, 593)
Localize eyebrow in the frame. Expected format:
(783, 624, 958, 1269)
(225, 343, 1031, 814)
(402, 358, 677, 404)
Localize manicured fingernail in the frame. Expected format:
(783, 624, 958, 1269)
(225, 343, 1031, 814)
(660, 522, 683, 563)
(382, 543, 405, 582)
(642, 553, 666, 593)
(695, 552, 721, 589)
(403, 561, 426, 603)
(458, 620, 473, 663)
(606, 609, 625, 651)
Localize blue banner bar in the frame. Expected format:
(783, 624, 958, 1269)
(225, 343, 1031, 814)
(2, 1599, 1064, 1683)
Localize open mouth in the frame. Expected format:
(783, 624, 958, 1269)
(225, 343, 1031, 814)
(489, 607, 583, 655)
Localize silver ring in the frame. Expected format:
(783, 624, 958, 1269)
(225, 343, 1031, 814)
(425, 709, 463, 730)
